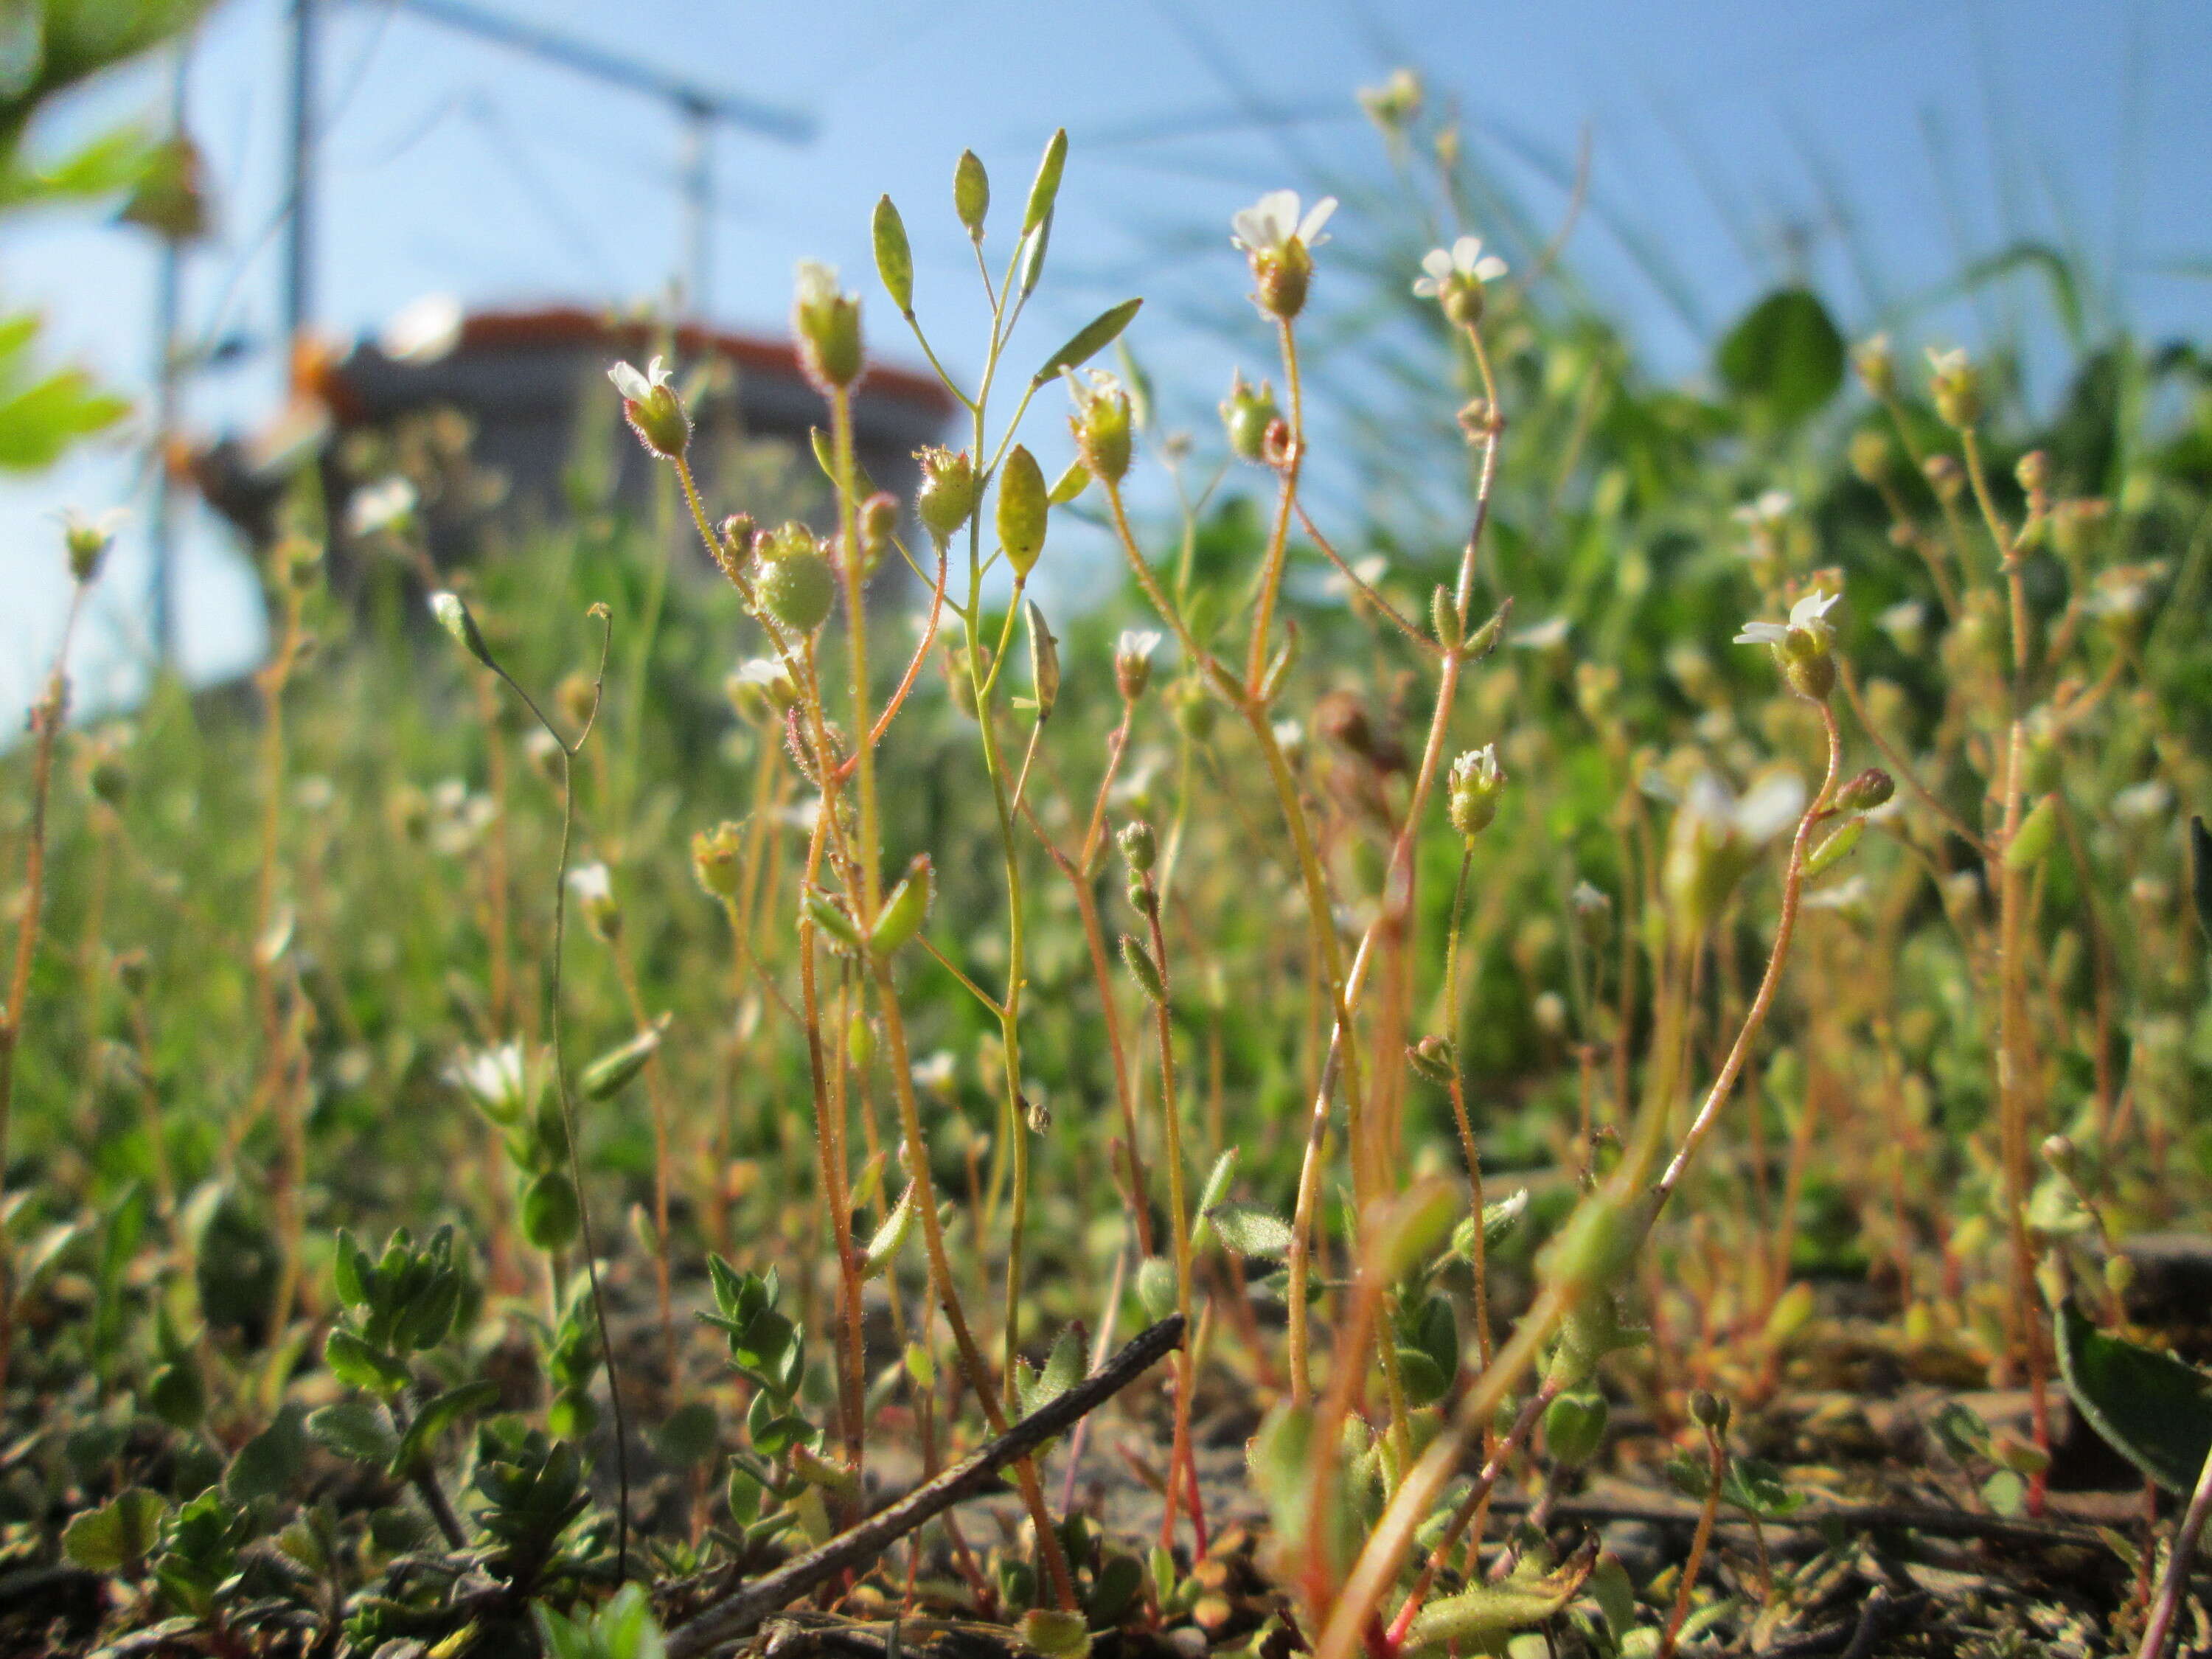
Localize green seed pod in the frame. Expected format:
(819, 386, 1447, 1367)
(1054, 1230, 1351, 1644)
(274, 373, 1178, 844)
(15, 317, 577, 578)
(872, 195, 914, 315)
(867, 855, 933, 958)
(1431, 585, 1461, 651)
(1171, 678, 1217, 742)
(1121, 933, 1166, 1004)
(522, 1170, 582, 1251)
(806, 891, 863, 953)
(757, 548, 837, 633)
(1804, 817, 1864, 878)
(581, 1023, 664, 1102)
(2005, 794, 2059, 871)
(1544, 1388, 1608, 1469)
(997, 445, 1049, 578)
(953, 149, 989, 240)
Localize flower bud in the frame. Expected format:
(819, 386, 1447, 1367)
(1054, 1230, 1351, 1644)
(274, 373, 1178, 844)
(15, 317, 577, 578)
(727, 657, 799, 722)
(1172, 677, 1216, 742)
(62, 509, 122, 583)
(1926, 346, 1980, 429)
(1406, 1035, 1456, 1087)
(608, 355, 689, 459)
(431, 590, 495, 669)
(1851, 333, 1896, 399)
(996, 445, 1048, 579)
(917, 447, 978, 546)
(1119, 820, 1156, 874)
(1068, 370, 1133, 484)
(1220, 374, 1278, 463)
(1114, 629, 1160, 700)
(692, 821, 743, 898)
(1688, 1389, 1731, 1433)
(794, 261, 863, 391)
(1357, 68, 1423, 136)
(1832, 768, 1895, 815)
(716, 513, 757, 581)
(1848, 429, 1890, 486)
(2016, 448, 2051, 501)
(1447, 745, 1504, 838)
(860, 492, 900, 552)
(568, 861, 619, 941)
(1922, 453, 1964, 503)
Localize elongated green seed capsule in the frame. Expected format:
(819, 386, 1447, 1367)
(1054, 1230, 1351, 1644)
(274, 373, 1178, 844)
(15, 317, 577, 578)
(1804, 816, 1864, 877)
(867, 855, 933, 958)
(1121, 932, 1166, 1003)
(806, 891, 863, 951)
(580, 1022, 665, 1101)
(2005, 794, 2058, 870)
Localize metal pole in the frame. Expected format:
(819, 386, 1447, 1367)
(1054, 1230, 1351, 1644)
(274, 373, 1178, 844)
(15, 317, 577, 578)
(149, 42, 189, 666)
(680, 101, 710, 315)
(282, 0, 317, 346)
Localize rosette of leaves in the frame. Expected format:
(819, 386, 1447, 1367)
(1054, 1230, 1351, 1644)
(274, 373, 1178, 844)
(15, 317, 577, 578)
(305, 1226, 496, 1546)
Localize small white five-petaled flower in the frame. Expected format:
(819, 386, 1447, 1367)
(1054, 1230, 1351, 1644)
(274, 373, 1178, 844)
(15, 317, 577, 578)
(608, 355, 669, 405)
(1231, 189, 1336, 254)
(1412, 235, 1506, 300)
(1735, 588, 1840, 647)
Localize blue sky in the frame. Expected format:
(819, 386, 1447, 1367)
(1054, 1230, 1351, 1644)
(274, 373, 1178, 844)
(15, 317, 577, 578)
(5, 0, 2208, 721)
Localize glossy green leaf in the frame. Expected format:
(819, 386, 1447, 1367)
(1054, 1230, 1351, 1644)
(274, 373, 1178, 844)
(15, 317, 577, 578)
(2056, 1298, 2212, 1494)
(1716, 287, 1844, 427)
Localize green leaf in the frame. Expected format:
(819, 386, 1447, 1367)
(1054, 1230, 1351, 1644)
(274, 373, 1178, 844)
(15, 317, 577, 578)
(324, 1329, 414, 1396)
(655, 1400, 721, 1470)
(1715, 287, 1844, 428)
(872, 195, 915, 315)
(522, 1170, 582, 1252)
(1030, 298, 1142, 389)
(1021, 128, 1068, 234)
(61, 1486, 166, 1572)
(225, 1405, 306, 1504)
(2056, 1298, 2212, 1493)
(1189, 1149, 1241, 1251)
(307, 1400, 400, 1467)
(393, 1380, 500, 1473)
(1205, 1201, 1295, 1260)
(1453, 1189, 1530, 1260)
(1404, 1551, 1596, 1652)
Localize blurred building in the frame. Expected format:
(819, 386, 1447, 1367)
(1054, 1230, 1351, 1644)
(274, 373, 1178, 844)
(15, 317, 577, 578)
(191, 306, 959, 573)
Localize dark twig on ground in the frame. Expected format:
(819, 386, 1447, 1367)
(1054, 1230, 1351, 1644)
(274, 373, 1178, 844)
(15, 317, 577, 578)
(666, 1315, 1186, 1659)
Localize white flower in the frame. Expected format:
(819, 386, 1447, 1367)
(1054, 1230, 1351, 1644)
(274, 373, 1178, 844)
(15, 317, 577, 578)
(1877, 599, 1927, 646)
(607, 355, 669, 405)
(448, 1040, 528, 1119)
(380, 293, 464, 364)
(567, 861, 613, 908)
(911, 1050, 957, 1099)
(1322, 554, 1388, 602)
(2110, 779, 2172, 823)
(1731, 490, 1794, 531)
(1803, 874, 1872, 913)
(1681, 769, 1808, 846)
(1512, 615, 1571, 650)
(1735, 587, 1840, 647)
(1231, 189, 1336, 254)
(346, 476, 417, 538)
(1116, 628, 1161, 665)
(1411, 235, 1506, 300)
